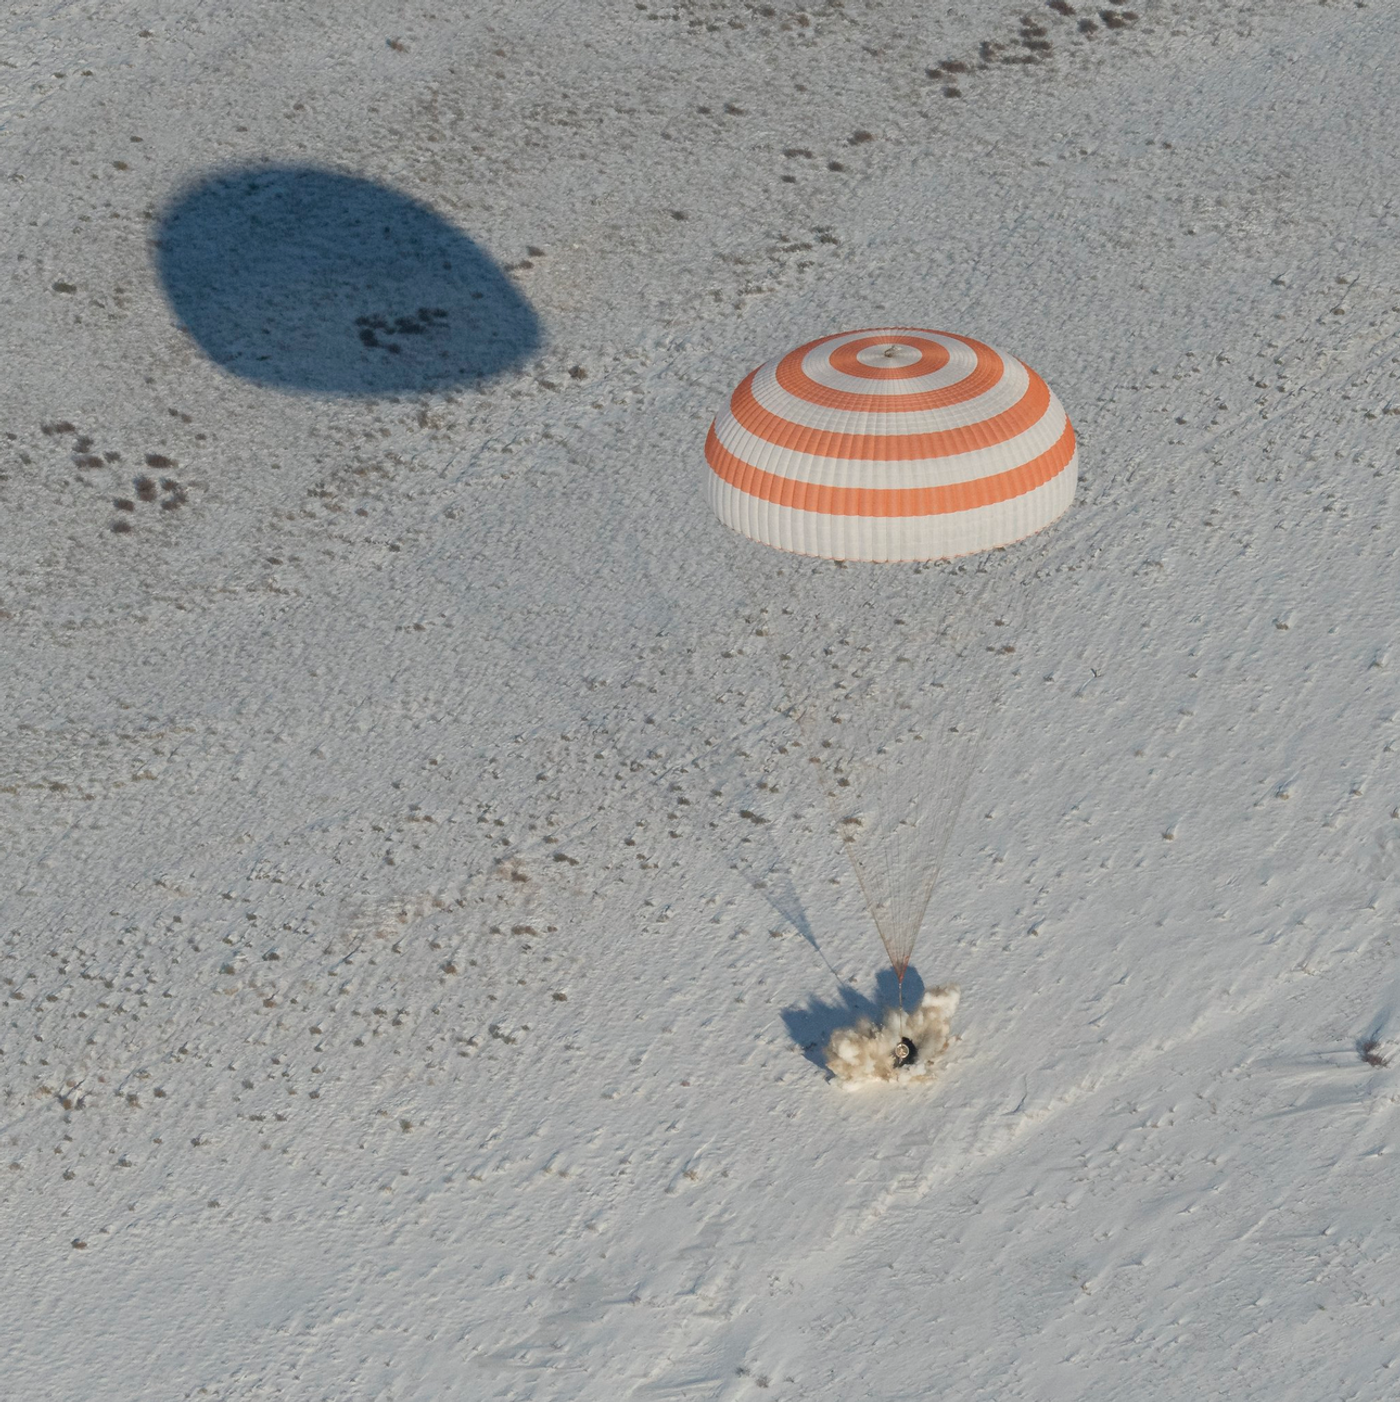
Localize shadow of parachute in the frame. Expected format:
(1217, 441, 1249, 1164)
(154, 165, 541, 395)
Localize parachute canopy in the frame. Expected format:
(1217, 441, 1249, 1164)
(706, 327, 1077, 562)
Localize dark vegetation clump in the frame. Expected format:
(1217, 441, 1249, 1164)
(1048, 0, 1076, 13)
(145, 453, 176, 469)
(110, 518, 132, 534)
(355, 307, 448, 351)
(134, 475, 158, 502)
(1019, 17, 1052, 50)
(1359, 1038, 1390, 1068)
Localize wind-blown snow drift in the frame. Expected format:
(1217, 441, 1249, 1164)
(824, 986, 960, 1088)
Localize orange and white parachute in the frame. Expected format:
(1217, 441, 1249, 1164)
(706, 327, 1076, 563)
(707, 328, 1075, 996)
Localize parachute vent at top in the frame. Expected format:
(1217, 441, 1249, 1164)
(706, 327, 1077, 563)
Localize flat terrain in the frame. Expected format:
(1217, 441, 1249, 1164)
(4, 1, 1399, 1397)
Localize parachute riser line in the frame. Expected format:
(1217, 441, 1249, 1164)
(751, 563, 1019, 1016)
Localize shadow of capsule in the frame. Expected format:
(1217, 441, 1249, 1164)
(781, 966, 927, 1072)
(153, 164, 541, 395)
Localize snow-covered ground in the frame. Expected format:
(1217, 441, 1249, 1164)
(4, 1, 1400, 1396)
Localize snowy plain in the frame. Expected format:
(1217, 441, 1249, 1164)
(3, 0, 1400, 1397)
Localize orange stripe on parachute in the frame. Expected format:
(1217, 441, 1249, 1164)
(729, 361, 1051, 461)
(772, 331, 1004, 413)
(705, 416, 1076, 518)
(825, 336, 951, 382)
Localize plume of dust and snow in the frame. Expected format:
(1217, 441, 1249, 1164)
(824, 986, 960, 1089)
